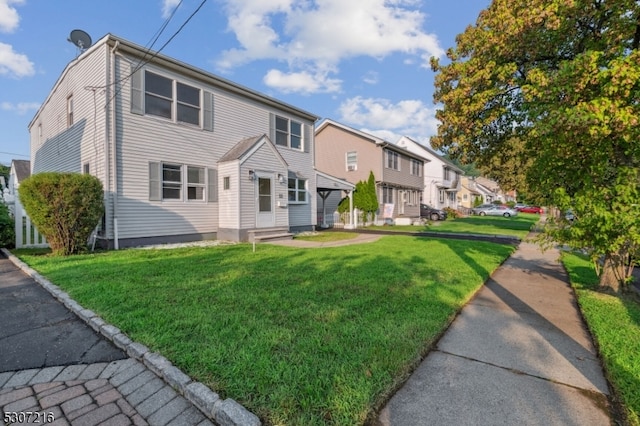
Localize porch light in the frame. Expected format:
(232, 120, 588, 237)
(277, 173, 285, 184)
(248, 170, 255, 181)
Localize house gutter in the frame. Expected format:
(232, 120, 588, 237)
(109, 41, 120, 249)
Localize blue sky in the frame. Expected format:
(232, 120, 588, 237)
(0, 0, 490, 166)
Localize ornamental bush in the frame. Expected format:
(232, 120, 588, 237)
(0, 201, 14, 248)
(18, 172, 104, 255)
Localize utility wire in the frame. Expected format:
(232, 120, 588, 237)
(86, 0, 207, 100)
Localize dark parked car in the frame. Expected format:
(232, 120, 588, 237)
(420, 204, 447, 221)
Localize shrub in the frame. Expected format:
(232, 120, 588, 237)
(0, 201, 15, 248)
(444, 207, 460, 219)
(18, 172, 104, 255)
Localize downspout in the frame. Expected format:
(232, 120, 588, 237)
(109, 40, 120, 249)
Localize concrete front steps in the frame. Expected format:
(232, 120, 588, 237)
(247, 227, 293, 243)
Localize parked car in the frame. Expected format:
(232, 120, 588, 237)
(565, 210, 575, 222)
(514, 203, 526, 210)
(420, 204, 447, 221)
(471, 204, 496, 215)
(517, 206, 544, 214)
(478, 205, 518, 217)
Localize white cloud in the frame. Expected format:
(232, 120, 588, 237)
(0, 0, 23, 33)
(161, 0, 181, 19)
(338, 96, 439, 140)
(1, 101, 40, 114)
(362, 71, 379, 85)
(216, 0, 444, 94)
(0, 42, 34, 78)
(263, 68, 341, 94)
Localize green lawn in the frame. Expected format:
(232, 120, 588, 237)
(367, 213, 540, 239)
(562, 252, 640, 425)
(16, 236, 514, 425)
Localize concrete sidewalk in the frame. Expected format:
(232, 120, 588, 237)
(375, 239, 612, 425)
(0, 251, 260, 426)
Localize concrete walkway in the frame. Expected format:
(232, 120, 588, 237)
(0, 251, 259, 426)
(375, 239, 612, 425)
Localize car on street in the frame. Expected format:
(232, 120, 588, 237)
(471, 204, 496, 215)
(420, 204, 447, 221)
(478, 205, 519, 217)
(517, 205, 544, 214)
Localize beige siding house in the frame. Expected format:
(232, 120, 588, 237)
(28, 34, 318, 247)
(315, 119, 425, 220)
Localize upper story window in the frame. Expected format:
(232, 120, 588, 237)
(443, 167, 451, 181)
(346, 151, 357, 171)
(144, 71, 200, 126)
(275, 115, 304, 151)
(410, 159, 421, 176)
(385, 150, 399, 170)
(67, 95, 74, 127)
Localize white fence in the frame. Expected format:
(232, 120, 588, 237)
(13, 192, 48, 248)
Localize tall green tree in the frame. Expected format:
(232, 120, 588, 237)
(431, 0, 640, 291)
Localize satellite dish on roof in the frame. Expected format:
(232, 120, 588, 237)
(68, 29, 92, 52)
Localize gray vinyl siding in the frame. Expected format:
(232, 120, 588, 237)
(381, 150, 424, 190)
(278, 134, 316, 228)
(218, 162, 239, 229)
(238, 142, 288, 229)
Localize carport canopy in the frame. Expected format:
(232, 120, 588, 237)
(316, 170, 356, 228)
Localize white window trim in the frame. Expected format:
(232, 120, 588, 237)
(288, 178, 308, 204)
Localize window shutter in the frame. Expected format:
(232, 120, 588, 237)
(131, 66, 144, 115)
(203, 91, 214, 131)
(303, 123, 311, 153)
(269, 113, 275, 142)
(149, 162, 161, 201)
(207, 168, 218, 202)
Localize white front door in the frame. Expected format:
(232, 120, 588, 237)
(256, 175, 275, 228)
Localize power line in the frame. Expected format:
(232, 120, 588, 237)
(0, 151, 29, 158)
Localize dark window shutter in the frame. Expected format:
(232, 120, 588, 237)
(269, 113, 275, 142)
(131, 66, 144, 115)
(149, 162, 161, 201)
(207, 168, 218, 202)
(203, 91, 214, 131)
(303, 123, 311, 153)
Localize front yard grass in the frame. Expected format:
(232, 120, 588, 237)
(16, 236, 514, 425)
(562, 252, 640, 425)
(368, 214, 539, 239)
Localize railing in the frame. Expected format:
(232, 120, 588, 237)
(14, 192, 48, 248)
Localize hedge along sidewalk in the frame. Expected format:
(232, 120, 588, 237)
(1, 248, 260, 426)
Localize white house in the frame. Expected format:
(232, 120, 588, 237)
(395, 136, 463, 210)
(2, 159, 30, 215)
(28, 34, 319, 248)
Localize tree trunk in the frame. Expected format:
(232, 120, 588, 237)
(598, 251, 629, 292)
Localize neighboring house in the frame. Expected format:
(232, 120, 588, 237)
(28, 34, 318, 248)
(3, 159, 31, 214)
(315, 119, 425, 220)
(474, 176, 511, 203)
(459, 176, 483, 209)
(395, 136, 463, 210)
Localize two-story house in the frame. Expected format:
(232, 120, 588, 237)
(395, 136, 463, 210)
(315, 119, 425, 221)
(28, 34, 318, 248)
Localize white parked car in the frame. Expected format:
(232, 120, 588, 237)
(478, 205, 519, 217)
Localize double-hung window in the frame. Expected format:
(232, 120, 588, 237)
(145, 71, 173, 119)
(386, 150, 399, 170)
(187, 166, 205, 200)
(382, 186, 393, 204)
(67, 95, 74, 127)
(275, 115, 304, 150)
(144, 71, 201, 126)
(162, 164, 182, 200)
(410, 159, 421, 176)
(288, 178, 307, 203)
(346, 151, 357, 171)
